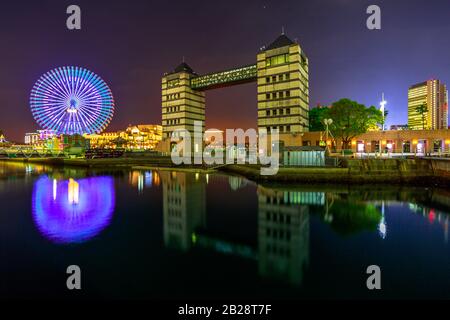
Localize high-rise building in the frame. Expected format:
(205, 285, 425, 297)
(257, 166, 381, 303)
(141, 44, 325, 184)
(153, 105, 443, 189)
(408, 80, 448, 130)
(257, 34, 309, 134)
(161, 63, 206, 140)
(160, 34, 309, 153)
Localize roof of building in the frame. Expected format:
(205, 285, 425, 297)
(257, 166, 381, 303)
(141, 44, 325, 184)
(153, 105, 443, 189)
(283, 146, 326, 152)
(409, 81, 427, 90)
(265, 34, 295, 50)
(173, 62, 195, 74)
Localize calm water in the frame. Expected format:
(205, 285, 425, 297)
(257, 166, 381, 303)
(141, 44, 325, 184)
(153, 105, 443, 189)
(0, 161, 449, 300)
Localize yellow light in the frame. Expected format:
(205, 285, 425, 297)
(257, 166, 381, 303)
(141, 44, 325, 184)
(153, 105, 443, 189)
(381, 140, 387, 145)
(68, 178, 79, 204)
(445, 139, 450, 145)
(351, 140, 357, 146)
(412, 139, 418, 145)
(53, 179, 57, 201)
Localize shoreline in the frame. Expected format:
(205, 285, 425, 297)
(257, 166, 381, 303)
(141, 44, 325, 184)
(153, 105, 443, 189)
(2, 157, 450, 186)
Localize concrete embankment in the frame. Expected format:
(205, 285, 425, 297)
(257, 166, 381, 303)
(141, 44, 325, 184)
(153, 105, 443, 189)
(5, 157, 450, 186)
(220, 158, 450, 185)
(1, 156, 175, 168)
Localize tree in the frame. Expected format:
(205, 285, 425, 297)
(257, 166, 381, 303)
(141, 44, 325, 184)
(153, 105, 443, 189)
(326, 99, 382, 149)
(415, 103, 428, 130)
(323, 200, 381, 236)
(309, 105, 329, 131)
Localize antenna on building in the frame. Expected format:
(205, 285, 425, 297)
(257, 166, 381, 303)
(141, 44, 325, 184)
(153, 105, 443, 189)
(380, 92, 387, 131)
(182, 56, 185, 63)
(281, 26, 285, 35)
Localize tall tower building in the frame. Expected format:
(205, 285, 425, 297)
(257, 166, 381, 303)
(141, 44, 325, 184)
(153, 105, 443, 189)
(161, 63, 206, 140)
(257, 34, 309, 134)
(159, 34, 310, 153)
(408, 79, 448, 130)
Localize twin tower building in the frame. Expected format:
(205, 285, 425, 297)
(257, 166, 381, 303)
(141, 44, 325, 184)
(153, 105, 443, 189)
(160, 34, 309, 151)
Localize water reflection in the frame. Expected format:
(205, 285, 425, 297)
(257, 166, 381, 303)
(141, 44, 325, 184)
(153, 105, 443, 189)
(160, 172, 311, 286)
(257, 186, 310, 286)
(2, 161, 450, 298)
(129, 170, 161, 193)
(32, 175, 115, 244)
(161, 171, 206, 251)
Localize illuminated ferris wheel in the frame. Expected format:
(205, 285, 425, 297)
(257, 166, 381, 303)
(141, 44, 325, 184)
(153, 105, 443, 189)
(30, 66, 115, 135)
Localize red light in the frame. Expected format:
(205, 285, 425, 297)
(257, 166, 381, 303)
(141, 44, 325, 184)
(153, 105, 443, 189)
(428, 210, 435, 223)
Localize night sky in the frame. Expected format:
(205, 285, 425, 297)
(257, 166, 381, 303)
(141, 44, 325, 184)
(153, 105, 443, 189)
(1, 0, 450, 141)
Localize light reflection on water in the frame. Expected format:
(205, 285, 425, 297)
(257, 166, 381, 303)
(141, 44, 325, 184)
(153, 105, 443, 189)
(1, 161, 449, 298)
(32, 175, 115, 244)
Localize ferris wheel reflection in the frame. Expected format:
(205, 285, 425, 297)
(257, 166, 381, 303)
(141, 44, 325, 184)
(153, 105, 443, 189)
(32, 175, 115, 244)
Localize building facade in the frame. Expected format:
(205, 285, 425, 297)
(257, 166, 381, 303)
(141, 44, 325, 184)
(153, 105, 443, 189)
(301, 129, 450, 154)
(160, 34, 309, 152)
(24, 130, 56, 146)
(408, 80, 448, 130)
(161, 63, 206, 141)
(84, 124, 162, 149)
(257, 34, 309, 134)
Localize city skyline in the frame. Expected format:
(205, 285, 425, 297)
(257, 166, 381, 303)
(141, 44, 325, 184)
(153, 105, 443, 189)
(2, 0, 450, 141)
(2, 0, 450, 307)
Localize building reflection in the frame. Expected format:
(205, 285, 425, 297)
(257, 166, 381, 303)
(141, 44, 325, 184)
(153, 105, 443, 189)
(160, 171, 206, 251)
(129, 170, 161, 193)
(32, 175, 115, 244)
(409, 203, 449, 244)
(228, 176, 247, 191)
(257, 186, 310, 286)
(160, 174, 313, 286)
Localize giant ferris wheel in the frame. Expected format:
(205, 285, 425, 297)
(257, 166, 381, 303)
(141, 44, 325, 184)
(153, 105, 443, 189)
(30, 66, 115, 135)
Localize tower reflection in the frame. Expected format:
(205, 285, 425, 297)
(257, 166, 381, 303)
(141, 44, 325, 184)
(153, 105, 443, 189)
(257, 186, 310, 286)
(32, 175, 115, 244)
(160, 173, 312, 286)
(160, 171, 206, 251)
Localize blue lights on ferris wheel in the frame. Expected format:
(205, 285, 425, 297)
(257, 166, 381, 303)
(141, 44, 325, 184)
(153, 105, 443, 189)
(30, 66, 115, 135)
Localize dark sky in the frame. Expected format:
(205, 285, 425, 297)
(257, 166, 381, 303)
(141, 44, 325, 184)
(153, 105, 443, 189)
(1, 0, 450, 141)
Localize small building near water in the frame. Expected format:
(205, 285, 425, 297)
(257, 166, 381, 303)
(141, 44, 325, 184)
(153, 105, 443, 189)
(283, 146, 326, 166)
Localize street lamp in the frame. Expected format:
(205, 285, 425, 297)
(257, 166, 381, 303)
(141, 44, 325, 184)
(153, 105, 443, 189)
(322, 118, 333, 142)
(322, 118, 333, 152)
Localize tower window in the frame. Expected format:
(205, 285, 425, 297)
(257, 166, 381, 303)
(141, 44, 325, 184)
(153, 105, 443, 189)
(266, 53, 289, 67)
